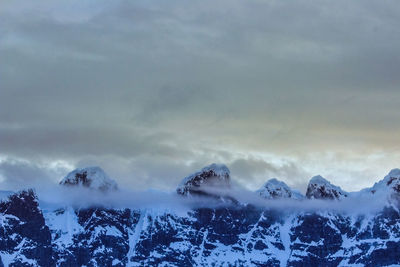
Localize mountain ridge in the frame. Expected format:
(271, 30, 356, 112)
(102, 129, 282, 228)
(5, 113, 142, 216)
(1, 165, 400, 266)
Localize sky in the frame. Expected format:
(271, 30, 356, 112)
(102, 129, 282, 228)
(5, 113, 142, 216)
(1, 0, 400, 193)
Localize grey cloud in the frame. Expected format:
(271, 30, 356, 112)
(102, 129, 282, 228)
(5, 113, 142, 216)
(0, 157, 69, 190)
(230, 158, 311, 192)
(1, 0, 400, 191)
(0, 124, 194, 161)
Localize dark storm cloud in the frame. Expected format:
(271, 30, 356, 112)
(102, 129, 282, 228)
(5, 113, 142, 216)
(0, 123, 192, 159)
(1, 0, 400, 191)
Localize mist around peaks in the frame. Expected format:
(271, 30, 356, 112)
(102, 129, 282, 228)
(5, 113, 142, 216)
(3, 164, 400, 215)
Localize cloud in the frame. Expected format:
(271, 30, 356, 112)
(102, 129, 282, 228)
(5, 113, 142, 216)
(1, 0, 400, 191)
(32, 179, 391, 216)
(0, 157, 71, 190)
(229, 157, 311, 192)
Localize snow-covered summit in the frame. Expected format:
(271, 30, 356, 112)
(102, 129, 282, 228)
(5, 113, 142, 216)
(60, 167, 118, 192)
(257, 178, 304, 200)
(377, 168, 400, 192)
(387, 168, 400, 177)
(361, 169, 400, 198)
(176, 164, 230, 196)
(306, 175, 348, 200)
(382, 168, 400, 195)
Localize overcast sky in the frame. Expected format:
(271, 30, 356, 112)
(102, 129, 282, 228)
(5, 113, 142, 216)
(1, 0, 400, 193)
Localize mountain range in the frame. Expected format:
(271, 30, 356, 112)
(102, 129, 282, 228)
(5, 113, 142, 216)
(1, 164, 400, 266)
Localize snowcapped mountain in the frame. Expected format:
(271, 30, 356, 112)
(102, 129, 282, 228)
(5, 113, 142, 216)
(306, 175, 348, 200)
(365, 168, 400, 195)
(59, 166, 118, 192)
(176, 163, 230, 197)
(257, 178, 304, 200)
(1, 165, 400, 266)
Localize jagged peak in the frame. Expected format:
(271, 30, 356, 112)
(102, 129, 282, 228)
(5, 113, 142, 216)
(387, 168, 400, 178)
(306, 175, 348, 200)
(199, 163, 230, 177)
(366, 168, 400, 196)
(264, 178, 285, 186)
(309, 175, 330, 185)
(176, 163, 230, 196)
(257, 178, 304, 200)
(0, 189, 44, 222)
(382, 168, 400, 191)
(60, 166, 118, 192)
(5, 189, 37, 203)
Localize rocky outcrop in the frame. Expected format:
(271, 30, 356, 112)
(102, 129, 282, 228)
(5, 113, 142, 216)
(359, 169, 400, 206)
(60, 166, 118, 192)
(176, 164, 230, 197)
(0, 190, 53, 267)
(306, 175, 348, 200)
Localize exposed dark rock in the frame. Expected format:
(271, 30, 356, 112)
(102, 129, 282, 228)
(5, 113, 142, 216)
(59, 166, 118, 192)
(306, 175, 348, 200)
(0, 190, 54, 267)
(176, 163, 230, 197)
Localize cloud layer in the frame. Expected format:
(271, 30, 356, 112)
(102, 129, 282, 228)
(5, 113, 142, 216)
(1, 0, 400, 192)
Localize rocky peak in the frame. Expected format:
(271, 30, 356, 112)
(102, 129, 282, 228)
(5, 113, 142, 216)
(0, 189, 44, 225)
(306, 175, 348, 200)
(176, 163, 230, 196)
(366, 169, 400, 198)
(383, 169, 400, 193)
(60, 166, 118, 192)
(257, 178, 304, 200)
(0, 189, 53, 266)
